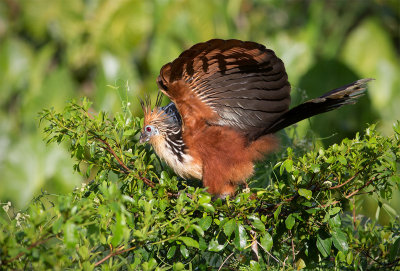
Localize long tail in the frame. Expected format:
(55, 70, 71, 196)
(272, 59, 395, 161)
(264, 78, 373, 134)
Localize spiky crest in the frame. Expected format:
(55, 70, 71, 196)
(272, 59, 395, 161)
(140, 92, 167, 128)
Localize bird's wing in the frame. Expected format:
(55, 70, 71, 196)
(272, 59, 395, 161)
(157, 39, 291, 140)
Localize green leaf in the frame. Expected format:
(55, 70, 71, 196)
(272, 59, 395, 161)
(189, 224, 204, 237)
(285, 214, 295, 230)
(52, 216, 64, 234)
(260, 232, 273, 252)
(296, 258, 306, 270)
(173, 262, 185, 271)
(64, 221, 78, 249)
(234, 223, 248, 250)
(198, 194, 211, 204)
(311, 164, 320, 173)
(281, 159, 293, 174)
(180, 245, 189, 258)
(200, 203, 215, 213)
(274, 205, 282, 221)
(179, 237, 199, 249)
(199, 216, 212, 231)
(111, 214, 126, 247)
(389, 237, 400, 262)
(326, 156, 336, 163)
(332, 229, 348, 252)
(329, 207, 341, 216)
(338, 156, 347, 165)
(79, 133, 87, 146)
(223, 219, 236, 237)
(346, 251, 353, 265)
(317, 231, 332, 258)
(208, 239, 225, 252)
(298, 188, 312, 200)
(167, 246, 176, 259)
(329, 214, 341, 228)
(78, 246, 89, 260)
(249, 260, 261, 271)
(250, 216, 265, 232)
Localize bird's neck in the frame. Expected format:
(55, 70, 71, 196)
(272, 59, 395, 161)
(150, 128, 202, 180)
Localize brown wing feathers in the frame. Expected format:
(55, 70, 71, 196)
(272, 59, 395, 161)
(157, 39, 291, 140)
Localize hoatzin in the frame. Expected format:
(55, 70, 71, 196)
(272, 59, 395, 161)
(139, 39, 371, 197)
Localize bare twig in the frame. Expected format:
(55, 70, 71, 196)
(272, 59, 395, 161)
(218, 252, 234, 271)
(94, 136, 157, 189)
(290, 231, 295, 269)
(96, 137, 131, 173)
(256, 240, 281, 264)
(94, 245, 136, 267)
(329, 174, 356, 190)
(4, 235, 55, 264)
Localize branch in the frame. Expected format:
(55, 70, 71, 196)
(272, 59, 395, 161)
(94, 136, 157, 189)
(4, 235, 55, 265)
(95, 137, 130, 173)
(94, 135, 181, 197)
(94, 245, 136, 267)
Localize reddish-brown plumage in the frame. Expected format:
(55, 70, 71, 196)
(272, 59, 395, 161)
(140, 39, 371, 197)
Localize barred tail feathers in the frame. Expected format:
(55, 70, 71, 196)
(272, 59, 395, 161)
(264, 78, 373, 135)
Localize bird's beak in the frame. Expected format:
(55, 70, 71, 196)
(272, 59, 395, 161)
(139, 133, 149, 144)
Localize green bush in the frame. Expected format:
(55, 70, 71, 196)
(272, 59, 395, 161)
(1, 98, 399, 270)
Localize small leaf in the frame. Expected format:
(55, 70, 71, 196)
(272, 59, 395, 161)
(199, 216, 212, 231)
(332, 229, 348, 252)
(200, 203, 215, 213)
(208, 239, 225, 252)
(317, 231, 332, 258)
(198, 194, 211, 204)
(251, 217, 265, 232)
(274, 205, 282, 221)
(64, 221, 78, 249)
(189, 224, 204, 237)
(389, 237, 400, 262)
(223, 219, 236, 237)
(329, 214, 341, 228)
(167, 246, 177, 259)
(173, 262, 185, 271)
(296, 258, 306, 270)
(52, 216, 64, 234)
(329, 207, 341, 216)
(79, 133, 87, 146)
(260, 232, 273, 252)
(281, 159, 293, 174)
(234, 223, 248, 250)
(285, 214, 295, 230)
(311, 164, 320, 173)
(326, 156, 336, 163)
(298, 188, 312, 200)
(179, 237, 199, 249)
(249, 260, 261, 271)
(180, 245, 189, 258)
(338, 156, 347, 165)
(346, 251, 353, 265)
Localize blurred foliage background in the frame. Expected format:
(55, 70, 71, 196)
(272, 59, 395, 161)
(0, 0, 399, 222)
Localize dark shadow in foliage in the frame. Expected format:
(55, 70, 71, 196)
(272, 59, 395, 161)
(298, 58, 378, 146)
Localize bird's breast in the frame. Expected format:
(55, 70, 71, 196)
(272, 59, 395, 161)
(151, 136, 202, 180)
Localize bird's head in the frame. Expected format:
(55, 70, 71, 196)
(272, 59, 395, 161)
(139, 94, 167, 144)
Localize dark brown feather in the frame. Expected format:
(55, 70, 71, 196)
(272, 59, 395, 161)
(157, 39, 291, 140)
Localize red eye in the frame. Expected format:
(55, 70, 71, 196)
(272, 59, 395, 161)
(146, 126, 152, 132)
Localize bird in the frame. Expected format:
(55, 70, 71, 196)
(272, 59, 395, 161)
(139, 39, 371, 197)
